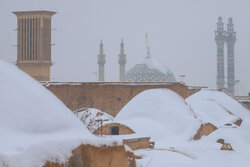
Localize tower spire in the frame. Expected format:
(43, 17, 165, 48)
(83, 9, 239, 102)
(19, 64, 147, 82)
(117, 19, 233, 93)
(226, 17, 236, 95)
(118, 39, 126, 81)
(100, 39, 103, 54)
(215, 16, 226, 90)
(98, 40, 106, 82)
(145, 32, 151, 58)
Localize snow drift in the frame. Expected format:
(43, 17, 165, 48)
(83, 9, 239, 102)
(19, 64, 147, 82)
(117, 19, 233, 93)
(0, 60, 95, 167)
(186, 89, 250, 153)
(186, 89, 250, 127)
(116, 88, 250, 167)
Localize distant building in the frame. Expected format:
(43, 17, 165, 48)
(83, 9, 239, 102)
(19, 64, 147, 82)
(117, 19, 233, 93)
(97, 40, 106, 82)
(13, 11, 56, 81)
(125, 46, 176, 82)
(98, 39, 176, 82)
(215, 17, 236, 95)
(118, 39, 126, 82)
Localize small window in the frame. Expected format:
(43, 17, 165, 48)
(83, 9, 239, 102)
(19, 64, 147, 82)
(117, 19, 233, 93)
(111, 126, 119, 135)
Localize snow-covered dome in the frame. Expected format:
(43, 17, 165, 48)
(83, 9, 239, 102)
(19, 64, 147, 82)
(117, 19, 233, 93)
(115, 89, 200, 144)
(0, 60, 95, 166)
(126, 56, 176, 82)
(186, 89, 250, 127)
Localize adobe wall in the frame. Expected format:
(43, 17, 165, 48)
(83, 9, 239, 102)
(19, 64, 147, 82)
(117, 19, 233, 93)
(193, 123, 217, 140)
(17, 63, 51, 81)
(240, 101, 250, 111)
(43, 144, 135, 167)
(44, 82, 201, 117)
(123, 137, 153, 150)
(93, 123, 135, 135)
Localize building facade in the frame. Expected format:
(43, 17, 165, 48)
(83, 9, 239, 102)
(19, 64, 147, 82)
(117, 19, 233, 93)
(215, 17, 236, 95)
(44, 82, 202, 117)
(13, 11, 55, 81)
(215, 17, 226, 90)
(226, 18, 236, 95)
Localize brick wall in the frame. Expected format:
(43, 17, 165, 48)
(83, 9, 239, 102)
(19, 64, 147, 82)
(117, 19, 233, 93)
(43, 144, 135, 167)
(240, 101, 250, 111)
(193, 123, 217, 140)
(44, 82, 197, 117)
(123, 137, 153, 150)
(93, 123, 135, 135)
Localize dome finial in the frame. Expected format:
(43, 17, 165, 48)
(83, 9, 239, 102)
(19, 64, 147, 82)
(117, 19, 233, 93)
(146, 46, 151, 59)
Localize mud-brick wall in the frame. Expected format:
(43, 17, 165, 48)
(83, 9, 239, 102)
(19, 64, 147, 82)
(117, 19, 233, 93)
(44, 82, 195, 117)
(44, 144, 136, 167)
(123, 137, 152, 150)
(93, 123, 135, 135)
(241, 101, 250, 111)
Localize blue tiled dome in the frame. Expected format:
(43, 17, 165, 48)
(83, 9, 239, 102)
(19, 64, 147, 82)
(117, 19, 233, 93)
(126, 56, 176, 82)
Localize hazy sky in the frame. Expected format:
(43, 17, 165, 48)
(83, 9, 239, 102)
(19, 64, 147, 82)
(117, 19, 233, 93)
(0, 0, 250, 95)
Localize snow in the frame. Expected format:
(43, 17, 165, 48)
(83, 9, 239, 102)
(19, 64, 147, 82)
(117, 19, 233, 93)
(43, 82, 177, 86)
(42, 82, 82, 87)
(135, 149, 194, 167)
(0, 60, 119, 167)
(186, 89, 249, 127)
(115, 88, 201, 146)
(142, 56, 174, 77)
(2, 58, 250, 167)
(115, 88, 250, 167)
(184, 89, 250, 165)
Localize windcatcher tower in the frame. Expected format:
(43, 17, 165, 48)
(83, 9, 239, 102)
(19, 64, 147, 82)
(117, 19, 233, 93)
(118, 39, 126, 81)
(13, 11, 56, 81)
(215, 17, 226, 90)
(98, 40, 105, 82)
(226, 18, 236, 95)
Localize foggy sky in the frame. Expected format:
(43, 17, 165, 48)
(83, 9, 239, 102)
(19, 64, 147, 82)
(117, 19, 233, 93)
(0, 0, 250, 95)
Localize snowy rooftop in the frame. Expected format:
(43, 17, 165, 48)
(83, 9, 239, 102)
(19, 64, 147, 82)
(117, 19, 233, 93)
(115, 88, 201, 144)
(2, 58, 250, 167)
(115, 88, 250, 167)
(0, 60, 119, 167)
(186, 89, 250, 121)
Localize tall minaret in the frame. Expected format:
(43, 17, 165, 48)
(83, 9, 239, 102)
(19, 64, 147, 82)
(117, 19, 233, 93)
(226, 17, 236, 95)
(118, 39, 126, 81)
(215, 17, 226, 90)
(98, 40, 105, 82)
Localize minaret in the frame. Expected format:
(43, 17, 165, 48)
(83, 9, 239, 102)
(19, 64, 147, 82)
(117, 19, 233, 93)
(145, 32, 151, 59)
(118, 39, 126, 81)
(13, 11, 56, 81)
(215, 17, 226, 90)
(226, 17, 236, 95)
(98, 40, 105, 82)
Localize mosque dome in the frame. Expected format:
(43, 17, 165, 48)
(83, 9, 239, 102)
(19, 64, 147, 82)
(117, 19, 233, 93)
(125, 55, 176, 82)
